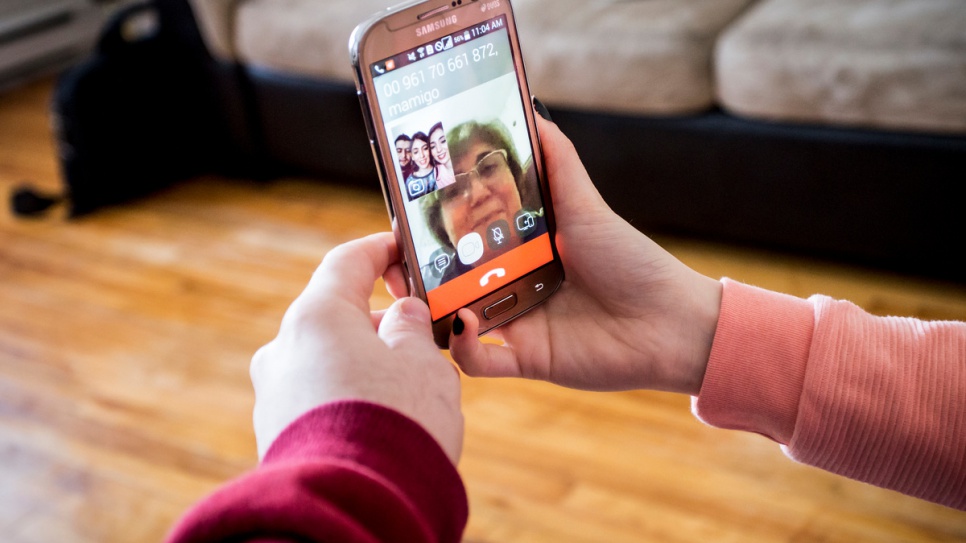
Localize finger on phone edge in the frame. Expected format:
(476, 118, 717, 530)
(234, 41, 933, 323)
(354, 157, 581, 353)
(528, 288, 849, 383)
(448, 308, 523, 379)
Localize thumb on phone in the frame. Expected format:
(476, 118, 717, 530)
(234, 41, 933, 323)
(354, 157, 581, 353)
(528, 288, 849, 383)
(378, 297, 437, 352)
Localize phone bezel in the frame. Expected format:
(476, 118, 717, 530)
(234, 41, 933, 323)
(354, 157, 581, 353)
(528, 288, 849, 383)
(349, 0, 564, 347)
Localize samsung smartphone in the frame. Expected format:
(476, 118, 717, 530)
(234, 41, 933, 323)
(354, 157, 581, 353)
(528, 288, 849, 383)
(350, 0, 563, 347)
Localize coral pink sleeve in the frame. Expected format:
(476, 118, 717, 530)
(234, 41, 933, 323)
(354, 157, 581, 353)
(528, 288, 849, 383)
(694, 279, 966, 510)
(165, 400, 467, 543)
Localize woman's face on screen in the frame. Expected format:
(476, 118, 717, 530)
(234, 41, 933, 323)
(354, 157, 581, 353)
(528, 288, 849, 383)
(412, 138, 432, 171)
(440, 139, 522, 248)
(430, 128, 450, 166)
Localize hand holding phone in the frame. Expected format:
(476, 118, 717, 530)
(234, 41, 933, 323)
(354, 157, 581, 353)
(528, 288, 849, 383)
(350, 0, 564, 347)
(251, 233, 463, 462)
(447, 117, 724, 396)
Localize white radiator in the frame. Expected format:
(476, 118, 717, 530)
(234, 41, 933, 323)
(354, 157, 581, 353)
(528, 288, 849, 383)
(0, 0, 104, 88)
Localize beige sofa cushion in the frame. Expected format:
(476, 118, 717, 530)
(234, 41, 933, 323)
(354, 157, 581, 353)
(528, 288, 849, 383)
(187, 0, 239, 62)
(716, 0, 966, 133)
(515, 0, 756, 115)
(233, 0, 390, 82)
(225, 0, 754, 115)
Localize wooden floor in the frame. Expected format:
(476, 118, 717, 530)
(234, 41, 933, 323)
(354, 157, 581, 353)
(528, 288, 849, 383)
(1, 77, 964, 542)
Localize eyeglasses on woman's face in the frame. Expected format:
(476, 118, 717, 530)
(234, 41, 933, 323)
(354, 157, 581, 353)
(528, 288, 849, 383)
(439, 149, 510, 204)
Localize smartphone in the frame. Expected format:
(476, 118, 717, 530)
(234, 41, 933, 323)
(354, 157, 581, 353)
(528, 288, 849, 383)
(350, 0, 564, 347)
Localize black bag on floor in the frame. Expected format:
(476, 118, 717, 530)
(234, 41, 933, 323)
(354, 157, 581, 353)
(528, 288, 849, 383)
(13, 0, 228, 217)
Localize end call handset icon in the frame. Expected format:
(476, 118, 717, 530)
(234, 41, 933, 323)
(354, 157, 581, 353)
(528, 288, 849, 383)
(479, 268, 506, 287)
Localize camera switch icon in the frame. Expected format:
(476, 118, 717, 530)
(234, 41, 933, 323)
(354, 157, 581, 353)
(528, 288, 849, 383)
(514, 211, 536, 236)
(408, 179, 425, 198)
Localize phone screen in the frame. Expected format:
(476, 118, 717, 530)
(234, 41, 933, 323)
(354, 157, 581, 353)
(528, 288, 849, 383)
(368, 14, 553, 321)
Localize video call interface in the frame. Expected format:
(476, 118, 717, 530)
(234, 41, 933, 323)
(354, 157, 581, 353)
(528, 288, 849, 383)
(371, 13, 549, 294)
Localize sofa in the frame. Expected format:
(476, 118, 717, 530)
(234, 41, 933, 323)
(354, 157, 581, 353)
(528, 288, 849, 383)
(50, 0, 966, 282)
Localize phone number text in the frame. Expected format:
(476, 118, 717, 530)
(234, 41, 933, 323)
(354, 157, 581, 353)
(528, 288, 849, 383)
(379, 43, 499, 99)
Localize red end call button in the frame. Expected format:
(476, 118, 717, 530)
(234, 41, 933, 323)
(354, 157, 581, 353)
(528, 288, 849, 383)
(427, 233, 553, 320)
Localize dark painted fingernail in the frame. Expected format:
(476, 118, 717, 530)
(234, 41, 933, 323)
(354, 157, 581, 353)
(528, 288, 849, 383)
(533, 96, 553, 122)
(452, 315, 465, 336)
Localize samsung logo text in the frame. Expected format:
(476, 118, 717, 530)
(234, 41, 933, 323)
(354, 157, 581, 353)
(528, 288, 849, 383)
(416, 15, 457, 37)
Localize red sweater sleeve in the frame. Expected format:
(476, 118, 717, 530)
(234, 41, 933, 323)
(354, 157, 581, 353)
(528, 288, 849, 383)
(694, 279, 966, 510)
(164, 400, 468, 543)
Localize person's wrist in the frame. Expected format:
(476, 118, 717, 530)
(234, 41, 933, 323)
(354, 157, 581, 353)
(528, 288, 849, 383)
(681, 273, 722, 395)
